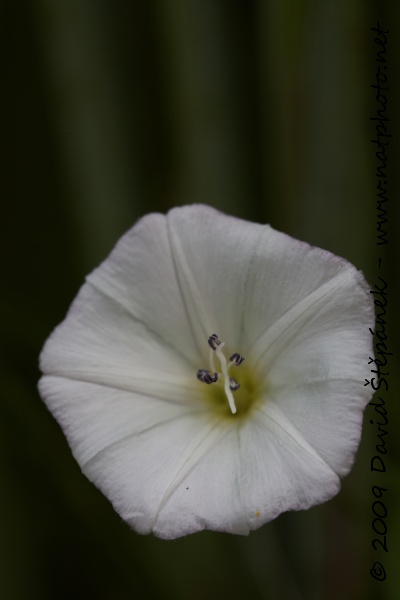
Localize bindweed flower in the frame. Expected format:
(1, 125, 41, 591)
(39, 205, 375, 539)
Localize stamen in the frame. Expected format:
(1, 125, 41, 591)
(198, 334, 244, 415)
(215, 342, 237, 414)
(229, 378, 240, 391)
(208, 334, 221, 350)
(209, 347, 216, 373)
(229, 353, 245, 366)
(197, 369, 219, 384)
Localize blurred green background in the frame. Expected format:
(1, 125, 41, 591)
(2, 1, 399, 599)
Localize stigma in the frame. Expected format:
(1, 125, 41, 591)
(197, 334, 245, 414)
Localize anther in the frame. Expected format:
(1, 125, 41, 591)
(229, 378, 240, 391)
(229, 353, 245, 366)
(208, 334, 221, 350)
(197, 369, 219, 385)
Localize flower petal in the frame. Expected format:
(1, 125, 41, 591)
(239, 226, 372, 356)
(83, 410, 230, 538)
(40, 280, 203, 406)
(140, 402, 339, 539)
(166, 205, 265, 354)
(39, 377, 203, 467)
(267, 380, 369, 477)
(235, 404, 341, 530)
(250, 265, 372, 378)
(85, 211, 205, 366)
(44, 356, 337, 539)
(164, 205, 370, 362)
(256, 264, 374, 476)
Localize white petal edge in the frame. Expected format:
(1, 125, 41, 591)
(39, 376, 207, 467)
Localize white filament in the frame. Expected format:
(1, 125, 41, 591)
(214, 342, 237, 414)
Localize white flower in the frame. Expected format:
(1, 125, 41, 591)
(39, 204, 374, 539)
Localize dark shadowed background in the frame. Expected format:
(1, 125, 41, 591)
(2, 2, 399, 599)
